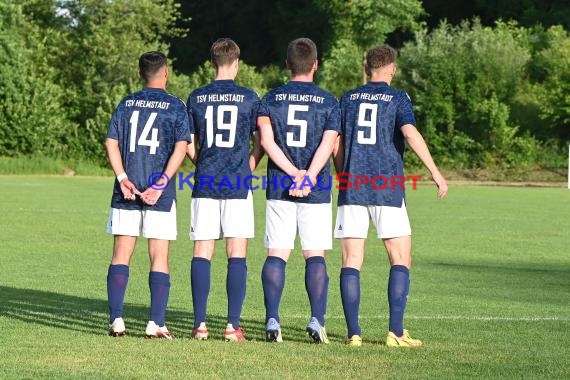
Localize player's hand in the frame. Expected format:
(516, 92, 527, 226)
(300, 174, 317, 197)
(289, 170, 311, 198)
(119, 179, 140, 201)
(432, 171, 448, 198)
(140, 188, 163, 206)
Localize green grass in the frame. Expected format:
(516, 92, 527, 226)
(1, 176, 569, 379)
(0, 156, 113, 176)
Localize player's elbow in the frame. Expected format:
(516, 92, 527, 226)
(401, 124, 420, 140)
(260, 134, 273, 151)
(104, 138, 118, 154)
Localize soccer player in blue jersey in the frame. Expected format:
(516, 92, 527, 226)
(334, 45, 448, 347)
(105, 51, 191, 339)
(185, 38, 263, 342)
(258, 38, 341, 344)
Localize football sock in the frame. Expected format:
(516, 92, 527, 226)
(262, 256, 286, 323)
(388, 265, 410, 337)
(227, 257, 247, 328)
(340, 267, 361, 337)
(191, 257, 211, 328)
(305, 256, 329, 326)
(149, 271, 170, 327)
(107, 264, 129, 323)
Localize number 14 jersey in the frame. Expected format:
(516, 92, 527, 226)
(187, 80, 259, 199)
(107, 87, 191, 211)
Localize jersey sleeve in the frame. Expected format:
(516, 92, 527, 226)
(106, 104, 122, 140)
(186, 95, 196, 135)
(176, 103, 192, 143)
(257, 95, 270, 118)
(396, 91, 416, 129)
(324, 98, 341, 133)
(339, 94, 351, 136)
(249, 93, 261, 134)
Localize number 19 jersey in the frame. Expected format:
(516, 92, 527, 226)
(338, 81, 416, 207)
(107, 87, 191, 211)
(187, 80, 259, 199)
(258, 81, 341, 204)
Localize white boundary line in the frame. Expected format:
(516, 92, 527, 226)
(6, 309, 568, 322)
(243, 314, 570, 322)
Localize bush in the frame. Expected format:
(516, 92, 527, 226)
(0, 2, 73, 158)
(396, 19, 557, 169)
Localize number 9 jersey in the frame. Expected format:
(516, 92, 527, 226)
(338, 82, 416, 207)
(187, 80, 260, 200)
(107, 87, 191, 211)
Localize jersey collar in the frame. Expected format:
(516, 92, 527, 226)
(368, 81, 389, 86)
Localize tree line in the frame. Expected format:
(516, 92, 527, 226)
(0, 0, 568, 172)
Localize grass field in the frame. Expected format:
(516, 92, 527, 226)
(1, 175, 569, 379)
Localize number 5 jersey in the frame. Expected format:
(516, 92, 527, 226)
(258, 81, 340, 204)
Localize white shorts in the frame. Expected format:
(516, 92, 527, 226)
(334, 201, 411, 239)
(265, 200, 332, 250)
(190, 192, 254, 240)
(106, 201, 177, 240)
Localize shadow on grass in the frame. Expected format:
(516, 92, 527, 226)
(0, 285, 316, 343)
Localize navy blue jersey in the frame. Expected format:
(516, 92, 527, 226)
(187, 80, 259, 199)
(338, 81, 416, 207)
(107, 87, 191, 211)
(258, 81, 341, 204)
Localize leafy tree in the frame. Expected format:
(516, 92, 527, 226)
(169, 0, 330, 73)
(187, 61, 269, 97)
(397, 19, 540, 168)
(314, 0, 424, 96)
(45, 0, 187, 163)
(533, 26, 570, 141)
(422, 0, 570, 30)
(0, 1, 72, 157)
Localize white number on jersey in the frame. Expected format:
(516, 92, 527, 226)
(205, 105, 237, 148)
(357, 103, 378, 145)
(129, 111, 160, 154)
(286, 104, 309, 147)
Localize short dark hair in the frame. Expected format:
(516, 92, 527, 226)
(365, 45, 398, 76)
(211, 38, 240, 69)
(139, 51, 167, 82)
(286, 38, 317, 75)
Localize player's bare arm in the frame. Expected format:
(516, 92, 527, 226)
(332, 134, 344, 175)
(249, 131, 264, 172)
(105, 137, 140, 200)
(186, 133, 198, 164)
(401, 124, 448, 198)
(258, 116, 304, 179)
(140, 140, 188, 205)
(289, 131, 338, 197)
(293, 130, 339, 197)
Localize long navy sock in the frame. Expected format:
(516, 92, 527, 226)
(305, 256, 329, 326)
(149, 271, 170, 327)
(227, 258, 247, 328)
(261, 256, 286, 323)
(107, 264, 129, 323)
(191, 257, 211, 328)
(340, 267, 361, 337)
(388, 265, 410, 337)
